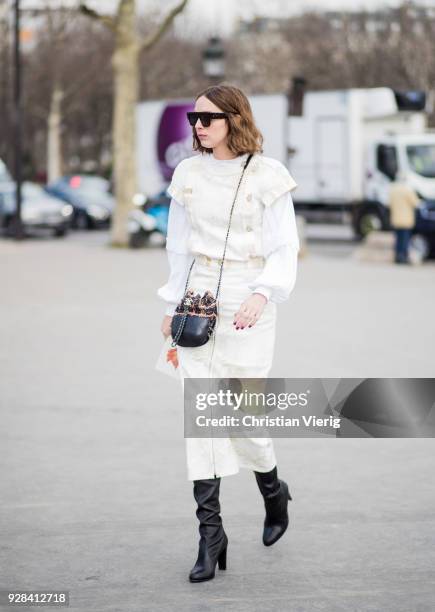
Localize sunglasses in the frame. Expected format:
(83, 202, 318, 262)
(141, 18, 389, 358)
(187, 111, 237, 128)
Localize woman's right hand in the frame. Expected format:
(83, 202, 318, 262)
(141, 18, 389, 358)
(161, 315, 173, 339)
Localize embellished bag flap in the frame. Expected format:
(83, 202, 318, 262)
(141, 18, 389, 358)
(175, 289, 218, 319)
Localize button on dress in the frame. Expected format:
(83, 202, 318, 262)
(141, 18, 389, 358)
(157, 152, 299, 481)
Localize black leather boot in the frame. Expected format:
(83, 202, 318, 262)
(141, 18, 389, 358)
(189, 477, 228, 582)
(254, 465, 292, 546)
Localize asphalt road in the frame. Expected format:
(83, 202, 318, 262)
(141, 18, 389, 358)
(1, 228, 434, 611)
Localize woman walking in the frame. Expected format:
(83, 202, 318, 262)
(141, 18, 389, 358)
(157, 84, 300, 582)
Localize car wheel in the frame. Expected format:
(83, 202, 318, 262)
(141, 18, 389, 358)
(409, 234, 430, 262)
(74, 211, 89, 230)
(148, 230, 166, 247)
(129, 230, 147, 249)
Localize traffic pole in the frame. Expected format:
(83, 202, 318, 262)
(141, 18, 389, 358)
(13, 0, 24, 240)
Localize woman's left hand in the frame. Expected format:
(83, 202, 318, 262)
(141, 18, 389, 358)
(233, 293, 267, 330)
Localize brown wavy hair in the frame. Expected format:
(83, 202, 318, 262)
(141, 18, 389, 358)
(192, 83, 263, 156)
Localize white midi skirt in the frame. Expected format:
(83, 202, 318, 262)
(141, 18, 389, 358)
(176, 256, 278, 481)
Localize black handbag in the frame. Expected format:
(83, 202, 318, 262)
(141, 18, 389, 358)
(170, 153, 254, 348)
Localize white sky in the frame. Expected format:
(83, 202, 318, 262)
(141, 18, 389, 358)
(18, 0, 435, 38)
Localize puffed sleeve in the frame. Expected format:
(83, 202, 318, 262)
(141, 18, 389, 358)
(157, 197, 194, 316)
(262, 190, 300, 258)
(248, 190, 300, 304)
(248, 245, 298, 303)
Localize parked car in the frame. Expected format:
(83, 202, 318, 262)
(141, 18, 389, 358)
(0, 181, 73, 237)
(45, 175, 114, 229)
(410, 199, 435, 259)
(127, 188, 169, 248)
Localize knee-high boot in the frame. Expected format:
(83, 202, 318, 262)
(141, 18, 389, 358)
(254, 465, 292, 546)
(189, 477, 228, 582)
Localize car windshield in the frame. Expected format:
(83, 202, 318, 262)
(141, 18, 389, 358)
(406, 144, 435, 178)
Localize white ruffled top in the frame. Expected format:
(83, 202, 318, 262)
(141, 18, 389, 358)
(157, 153, 300, 316)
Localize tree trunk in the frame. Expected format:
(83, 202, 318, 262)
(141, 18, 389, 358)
(79, 0, 189, 246)
(110, 0, 139, 247)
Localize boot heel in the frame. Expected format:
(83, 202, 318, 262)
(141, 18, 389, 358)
(218, 544, 227, 570)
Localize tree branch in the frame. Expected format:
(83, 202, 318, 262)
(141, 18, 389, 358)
(79, 3, 117, 32)
(139, 0, 189, 53)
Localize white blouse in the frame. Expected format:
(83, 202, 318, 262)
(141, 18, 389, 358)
(157, 187, 300, 316)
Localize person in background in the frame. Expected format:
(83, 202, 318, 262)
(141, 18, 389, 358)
(388, 171, 420, 264)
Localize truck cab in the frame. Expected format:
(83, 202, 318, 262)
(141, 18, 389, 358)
(362, 134, 435, 235)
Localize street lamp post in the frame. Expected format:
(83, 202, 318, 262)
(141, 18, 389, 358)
(13, 0, 24, 240)
(202, 36, 225, 84)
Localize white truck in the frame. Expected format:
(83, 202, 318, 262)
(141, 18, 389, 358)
(288, 87, 435, 238)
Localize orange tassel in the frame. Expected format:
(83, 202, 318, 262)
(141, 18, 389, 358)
(166, 347, 179, 369)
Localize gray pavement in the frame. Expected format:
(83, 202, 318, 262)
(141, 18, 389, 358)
(1, 228, 435, 611)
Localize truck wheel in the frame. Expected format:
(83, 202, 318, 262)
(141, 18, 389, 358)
(353, 206, 386, 240)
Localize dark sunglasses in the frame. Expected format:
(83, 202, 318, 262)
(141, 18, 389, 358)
(187, 111, 236, 127)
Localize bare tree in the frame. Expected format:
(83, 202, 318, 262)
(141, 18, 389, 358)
(8, 0, 435, 192)
(14, 3, 114, 182)
(42, 5, 69, 181)
(79, 0, 189, 247)
(278, 0, 435, 123)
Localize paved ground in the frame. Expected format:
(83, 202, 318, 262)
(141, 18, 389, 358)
(1, 228, 434, 611)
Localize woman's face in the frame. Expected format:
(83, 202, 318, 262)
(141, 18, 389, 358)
(193, 95, 229, 149)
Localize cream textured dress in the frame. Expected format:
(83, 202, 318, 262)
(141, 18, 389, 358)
(157, 151, 299, 481)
